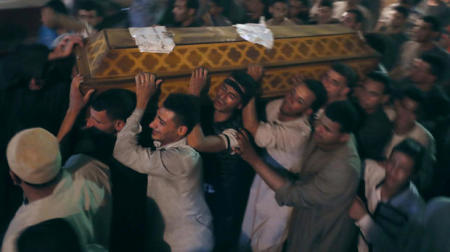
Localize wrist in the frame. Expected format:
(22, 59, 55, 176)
(136, 101, 149, 110)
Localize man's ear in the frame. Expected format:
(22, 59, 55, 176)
(341, 86, 350, 98)
(381, 94, 390, 105)
(114, 120, 126, 132)
(339, 133, 350, 143)
(177, 125, 188, 137)
(9, 171, 22, 185)
(188, 8, 196, 17)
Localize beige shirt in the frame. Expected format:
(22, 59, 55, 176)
(2, 172, 104, 252)
(240, 99, 311, 252)
(113, 109, 213, 252)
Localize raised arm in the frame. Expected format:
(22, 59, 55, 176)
(242, 65, 264, 136)
(187, 67, 228, 152)
(57, 74, 95, 141)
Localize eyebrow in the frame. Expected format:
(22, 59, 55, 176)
(157, 115, 166, 124)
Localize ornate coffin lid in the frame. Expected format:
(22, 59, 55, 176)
(76, 24, 379, 99)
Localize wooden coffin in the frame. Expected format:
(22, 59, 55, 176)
(76, 24, 379, 102)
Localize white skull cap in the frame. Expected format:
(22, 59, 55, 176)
(7, 128, 61, 184)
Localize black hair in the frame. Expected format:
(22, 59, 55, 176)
(324, 100, 359, 133)
(269, 0, 288, 6)
(75, 0, 104, 17)
(392, 138, 425, 173)
(319, 0, 333, 8)
(330, 62, 358, 88)
(398, 86, 425, 104)
(420, 52, 446, 81)
(17, 218, 82, 252)
(90, 89, 136, 122)
(162, 93, 200, 134)
(366, 71, 391, 94)
(44, 0, 68, 15)
(394, 6, 410, 18)
(303, 79, 328, 112)
(186, 0, 199, 10)
(422, 15, 442, 33)
(347, 8, 364, 24)
(229, 70, 257, 106)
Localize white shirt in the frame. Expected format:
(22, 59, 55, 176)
(240, 99, 312, 252)
(113, 108, 213, 252)
(2, 171, 104, 252)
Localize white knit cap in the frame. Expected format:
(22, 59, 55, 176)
(6, 128, 61, 184)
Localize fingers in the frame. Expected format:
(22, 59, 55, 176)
(83, 89, 95, 102)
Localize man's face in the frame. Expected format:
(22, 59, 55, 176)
(356, 79, 386, 114)
(390, 11, 406, 29)
(78, 9, 102, 27)
(280, 84, 316, 117)
(288, 0, 303, 18)
(270, 2, 288, 20)
(342, 12, 359, 30)
(149, 107, 184, 146)
(385, 151, 415, 189)
(208, 2, 223, 16)
(41, 7, 56, 28)
(413, 20, 434, 42)
(313, 115, 346, 146)
(173, 0, 191, 23)
(318, 6, 332, 23)
(321, 69, 348, 104)
(394, 97, 419, 129)
(244, 0, 265, 20)
(86, 108, 117, 134)
(410, 58, 433, 84)
(213, 80, 244, 113)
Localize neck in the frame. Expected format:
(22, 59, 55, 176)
(415, 81, 434, 92)
(381, 182, 407, 201)
(278, 112, 303, 122)
(182, 16, 195, 27)
(394, 121, 415, 135)
(419, 40, 435, 51)
(214, 110, 233, 122)
(317, 141, 345, 152)
(22, 184, 57, 203)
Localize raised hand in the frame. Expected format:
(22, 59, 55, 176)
(48, 34, 84, 60)
(68, 74, 95, 112)
(189, 67, 208, 96)
(247, 64, 264, 82)
(291, 73, 304, 86)
(135, 72, 163, 110)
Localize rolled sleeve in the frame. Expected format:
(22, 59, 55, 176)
(255, 121, 310, 151)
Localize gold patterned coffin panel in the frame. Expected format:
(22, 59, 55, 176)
(76, 25, 379, 101)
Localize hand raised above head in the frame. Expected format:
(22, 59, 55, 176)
(69, 74, 95, 112)
(48, 34, 84, 60)
(247, 64, 264, 82)
(189, 67, 208, 96)
(135, 72, 163, 109)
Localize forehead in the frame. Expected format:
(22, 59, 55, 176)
(158, 107, 176, 120)
(389, 151, 415, 169)
(364, 78, 385, 93)
(399, 97, 419, 111)
(273, 2, 288, 8)
(90, 108, 111, 121)
(294, 84, 315, 100)
(175, 0, 187, 7)
(319, 115, 342, 132)
(328, 69, 347, 83)
(289, 0, 302, 7)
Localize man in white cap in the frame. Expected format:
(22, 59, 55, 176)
(2, 127, 105, 252)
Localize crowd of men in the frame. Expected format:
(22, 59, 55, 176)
(1, 0, 450, 251)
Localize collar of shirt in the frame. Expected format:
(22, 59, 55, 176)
(153, 137, 187, 149)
